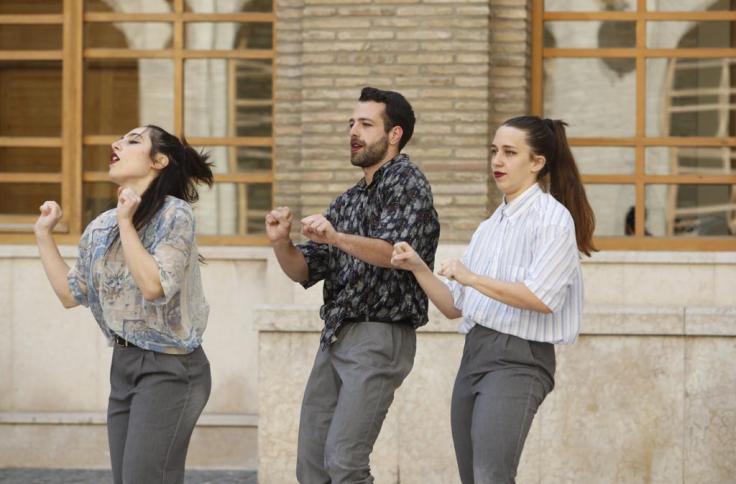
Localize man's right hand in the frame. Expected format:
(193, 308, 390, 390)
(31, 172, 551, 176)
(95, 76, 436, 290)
(265, 206, 293, 244)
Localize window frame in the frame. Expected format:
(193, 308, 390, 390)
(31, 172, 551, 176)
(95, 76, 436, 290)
(532, 0, 736, 250)
(0, 0, 275, 245)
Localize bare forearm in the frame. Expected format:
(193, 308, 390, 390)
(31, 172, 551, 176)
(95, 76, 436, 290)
(271, 239, 309, 283)
(413, 265, 462, 319)
(333, 233, 393, 268)
(467, 275, 551, 313)
(118, 221, 164, 300)
(35, 232, 78, 308)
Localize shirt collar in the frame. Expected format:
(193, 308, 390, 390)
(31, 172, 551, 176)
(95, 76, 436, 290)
(501, 183, 542, 219)
(356, 153, 408, 189)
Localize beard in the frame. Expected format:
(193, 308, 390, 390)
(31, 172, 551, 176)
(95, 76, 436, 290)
(350, 134, 389, 168)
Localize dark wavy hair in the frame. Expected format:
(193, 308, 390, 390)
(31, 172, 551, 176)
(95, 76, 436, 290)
(358, 86, 416, 150)
(110, 125, 214, 245)
(502, 116, 597, 256)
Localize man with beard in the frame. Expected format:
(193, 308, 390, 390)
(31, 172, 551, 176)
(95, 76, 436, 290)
(265, 86, 440, 483)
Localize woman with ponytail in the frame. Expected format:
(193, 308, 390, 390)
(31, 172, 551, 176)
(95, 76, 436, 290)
(34, 125, 214, 483)
(392, 116, 595, 483)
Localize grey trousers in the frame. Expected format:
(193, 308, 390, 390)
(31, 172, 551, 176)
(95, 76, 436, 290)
(107, 344, 211, 484)
(451, 325, 556, 484)
(296, 322, 416, 484)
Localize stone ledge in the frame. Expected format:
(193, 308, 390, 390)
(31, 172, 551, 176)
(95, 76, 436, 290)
(4, 245, 734, 265)
(0, 245, 273, 261)
(254, 304, 736, 336)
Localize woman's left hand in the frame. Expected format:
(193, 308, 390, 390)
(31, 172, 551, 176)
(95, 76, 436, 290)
(117, 186, 141, 224)
(438, 259, 475, 286)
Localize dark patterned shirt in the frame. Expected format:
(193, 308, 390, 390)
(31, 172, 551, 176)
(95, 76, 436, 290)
(297, 153, 440, 349)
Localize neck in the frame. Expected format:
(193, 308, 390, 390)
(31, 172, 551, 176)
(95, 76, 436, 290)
(363, 150, 400, 185)
(125, 176, 156, 198)
(504, 180, 537, 204)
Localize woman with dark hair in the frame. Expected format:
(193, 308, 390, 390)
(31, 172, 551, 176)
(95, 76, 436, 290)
(392, 116, 595, 484)
(34, 125, 214, 484)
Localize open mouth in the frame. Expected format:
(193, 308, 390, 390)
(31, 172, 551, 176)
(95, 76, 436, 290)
(350, 140, 364, 154)
(110, 153, 120, 165)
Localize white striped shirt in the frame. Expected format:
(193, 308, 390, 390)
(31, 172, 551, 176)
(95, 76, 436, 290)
(447, 183, 582, 344)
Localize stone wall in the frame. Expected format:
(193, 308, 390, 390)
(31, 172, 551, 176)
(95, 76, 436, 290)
(274, 0, 534, 242)
(256, 250, 736, 484)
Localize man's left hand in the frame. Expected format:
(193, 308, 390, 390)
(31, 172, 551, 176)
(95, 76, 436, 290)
(301, 214, 339, 245)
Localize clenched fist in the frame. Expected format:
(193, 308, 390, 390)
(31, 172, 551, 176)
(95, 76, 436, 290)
(300, 214, 337, 245)
(438, 259, 475, 286)
(265, 206, 293, 243)
(391, 241, 425, 273)
(35, 201, 63, 235)
(117, 186, 141, 224)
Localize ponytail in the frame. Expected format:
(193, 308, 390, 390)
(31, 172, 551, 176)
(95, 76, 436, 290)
(502, 116, 597, 256)
(545, 120, 596, 256)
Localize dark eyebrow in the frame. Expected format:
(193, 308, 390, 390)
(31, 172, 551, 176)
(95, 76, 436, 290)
(120, 132, 143, 141)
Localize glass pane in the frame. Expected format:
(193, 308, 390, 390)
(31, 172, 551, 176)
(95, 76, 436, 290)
(646, 184, 736, 236)
(0, 183, 60, 215)
(648, 21, 736, 49)
(0, 148, 60, 173)
(85, 23, 173, 49)
(544, 58, 636, 137)
(0, 61, 61, 137)
(545, 0, 634, 11)
(646, 58, 736, 137)
(194, 183, 272, 235)
(84, 0, 174, 13)
(185, 22, 272, 50)
(194, 146, 272, 174)
(83, 145, 114, 172)
(82, 182, 117, 227)
(586, 184, 635, 236)
(185, 0, 272, 13)
(646, 146, 736, 175)
(84, 59, 174, 135)
(647, 0, 732, 11)
(185, 59, 272, 137)
(545, 21, 636, 49)
(0, 1, 61, 14)
(0, 25, 62, 50)
(572, 147, 635, 174)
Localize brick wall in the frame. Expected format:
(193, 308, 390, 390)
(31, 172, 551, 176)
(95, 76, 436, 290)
(274, 0, 531, 242)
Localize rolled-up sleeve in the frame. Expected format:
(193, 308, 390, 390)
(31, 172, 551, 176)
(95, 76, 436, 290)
(148, 204, 195, 306)
(296, 240, 330, 289)
(67, 222, 94, 307)
(369, 168, 438, 266)
(523, 224, 579, 313)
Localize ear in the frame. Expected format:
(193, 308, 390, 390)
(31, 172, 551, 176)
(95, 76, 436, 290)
(388, 125, 403, 147)
(152, 154, 169, 170)
(530, 154, 547, 174)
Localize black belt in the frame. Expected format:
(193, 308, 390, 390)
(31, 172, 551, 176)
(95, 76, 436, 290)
(113, 334, 139, 349)
(342, 316, 413, 326)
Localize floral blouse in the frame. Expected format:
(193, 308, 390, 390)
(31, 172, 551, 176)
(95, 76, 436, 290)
(68, 196, 208, 354)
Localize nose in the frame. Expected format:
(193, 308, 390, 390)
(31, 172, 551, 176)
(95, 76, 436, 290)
(111, 139, 121, 152)
(349, 123, 359, 137)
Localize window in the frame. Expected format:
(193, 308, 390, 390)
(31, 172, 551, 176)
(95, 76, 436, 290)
(0, 0, 274, 244)
(533, 0, 736, 250)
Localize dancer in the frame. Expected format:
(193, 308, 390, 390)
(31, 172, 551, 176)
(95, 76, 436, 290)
(391, 116, 595, 484)
(266, 87, 440, 483)
(35, 125, 213, 484)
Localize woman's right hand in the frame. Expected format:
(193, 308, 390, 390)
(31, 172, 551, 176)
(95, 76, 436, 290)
(35, 201, 63, 235)
(391, 241, 426, 273)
